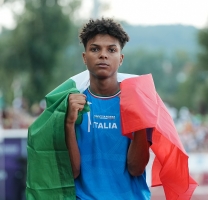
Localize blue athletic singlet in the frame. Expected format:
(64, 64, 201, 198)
(75, 88, 151, 200)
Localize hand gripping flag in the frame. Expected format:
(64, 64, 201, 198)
(120, 74, 198, 200)
(26, 71, 92, 200)
(26, 70, 197, 200)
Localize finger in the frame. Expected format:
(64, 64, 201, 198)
(70, 102, 85, 112)
(70, 99, 86, 107)
(70, 93, 86, 99)
(69, 94, 86, 103)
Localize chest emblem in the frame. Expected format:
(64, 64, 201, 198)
(93, 122, 117, 129)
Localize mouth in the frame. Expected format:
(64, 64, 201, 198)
(97, 63, 109, 67)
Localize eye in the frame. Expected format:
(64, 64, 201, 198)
(90, 47, 99, 52)
(109, 48, 116, 53)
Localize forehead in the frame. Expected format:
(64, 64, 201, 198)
(86, 34, 121, 48)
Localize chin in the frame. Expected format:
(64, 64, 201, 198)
(94, 74, 109, 79)
(90, 70, 117, 80)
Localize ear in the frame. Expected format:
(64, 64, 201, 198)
(120, 54, 124, 66)
(82, 52, 87, 65)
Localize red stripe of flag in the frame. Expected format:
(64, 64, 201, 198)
(120, 74, 198, 199)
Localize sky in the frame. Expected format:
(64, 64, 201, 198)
(79, 0, 208, 28)
(0, 0, 208, 31)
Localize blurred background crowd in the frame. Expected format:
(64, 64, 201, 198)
(0, 0, 208, 199)
(1, 101, 208, 153)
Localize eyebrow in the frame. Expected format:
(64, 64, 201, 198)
(89, 44, 118, 48)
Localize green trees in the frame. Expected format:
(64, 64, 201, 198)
(0, 1, 207, 115)
(176, 27, 208, 114)
(0, 0, 82, 107)
(197, 28, 208, 113)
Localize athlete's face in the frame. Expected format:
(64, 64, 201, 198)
(82, 34, 124, 79)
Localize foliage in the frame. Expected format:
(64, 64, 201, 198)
(0, 0, 81, 107)
(0, 30, 15, 104)
(176, 27, 208, 114)
(194, 28, 208, 114)
(0, 4, 205, 114)
(122, 24, 199, 55)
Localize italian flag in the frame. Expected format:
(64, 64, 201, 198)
(26, 70, 197, 200)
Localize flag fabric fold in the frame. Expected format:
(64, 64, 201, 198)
(26, 70, 197, 200)
(120, 74, 198, 199)
(26, 71, 90, 200)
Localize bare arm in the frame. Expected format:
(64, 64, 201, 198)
(127, 129, 150, 176)
(65, 93, 86, 179)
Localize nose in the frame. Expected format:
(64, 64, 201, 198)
(99, 49, 108, 59)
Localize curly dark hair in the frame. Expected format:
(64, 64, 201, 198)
(79, 18, 130, 49)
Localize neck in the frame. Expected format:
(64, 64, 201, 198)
(89, 78, 120, 96)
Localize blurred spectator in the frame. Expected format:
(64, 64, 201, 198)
(2, 108, 13, 129)
(176, 107, 208, 153)
(2, 107, 34, 129)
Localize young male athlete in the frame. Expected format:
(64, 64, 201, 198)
(65, 18, 152, 200)
(26, 18, 197, 200)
